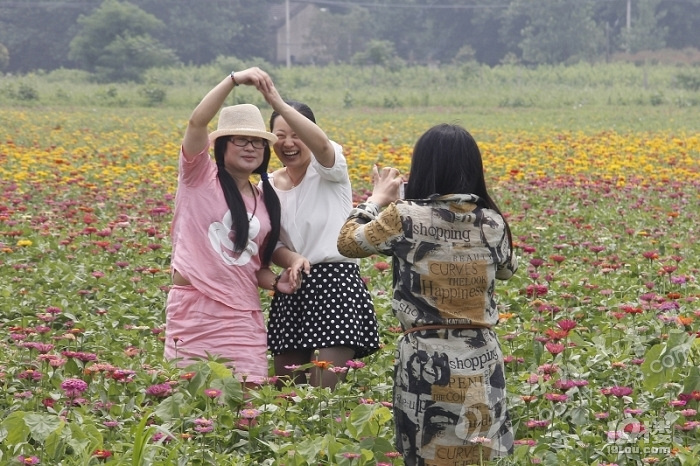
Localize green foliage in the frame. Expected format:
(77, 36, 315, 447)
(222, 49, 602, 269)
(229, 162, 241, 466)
(0, 62, 699, 126)
(514, 0, 605, 65)
(138, 86, 167, 107)
(675, 71, 700, 92)
(0, 80, 39, 101)
(68, 0, 178, 82)
(352, 40, 402, 70)
(620, 0, 667, 53)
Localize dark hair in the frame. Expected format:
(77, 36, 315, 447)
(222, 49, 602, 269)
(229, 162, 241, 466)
(404, 123, 513, 249)
(213, 137, 281, 266)
(269, 100, 316, 130)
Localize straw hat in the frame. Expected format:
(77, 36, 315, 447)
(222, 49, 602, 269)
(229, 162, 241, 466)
(209, 104, 277, 144)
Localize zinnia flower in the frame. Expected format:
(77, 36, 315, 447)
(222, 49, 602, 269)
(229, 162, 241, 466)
(346, 360, 366, 369)
(93, 449, 112, 459)
(145, 383, 172, 398)
(610, 386, 633, 398)
(17, 456, 40, 465)
(61, 378, 88, 398)
(203, 388, 222, 398)
(240, 408, 261, 419)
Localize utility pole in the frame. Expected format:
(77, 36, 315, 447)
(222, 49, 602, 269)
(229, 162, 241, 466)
(285, 0, 291, 68)
(625, 0, 632, 53)
(626, 0, 631, 32)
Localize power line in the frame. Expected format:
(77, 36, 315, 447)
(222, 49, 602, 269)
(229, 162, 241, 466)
(290, 0, 699, 7)
(291, 0, 509, 8)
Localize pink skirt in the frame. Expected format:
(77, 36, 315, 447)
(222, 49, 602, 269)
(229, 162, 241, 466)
(164, 285, 268, 384)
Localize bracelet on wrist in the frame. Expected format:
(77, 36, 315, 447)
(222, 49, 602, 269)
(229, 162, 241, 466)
(230, 71, 237, 86)
(272, 273, 282, 293)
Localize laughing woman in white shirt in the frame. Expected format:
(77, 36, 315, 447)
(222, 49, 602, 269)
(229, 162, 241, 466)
(257, 75, 380, 389)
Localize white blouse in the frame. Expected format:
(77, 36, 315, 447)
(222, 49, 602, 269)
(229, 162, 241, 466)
(269, 141, 358, 265)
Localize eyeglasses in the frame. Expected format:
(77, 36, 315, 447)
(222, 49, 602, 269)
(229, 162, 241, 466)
(228, 137, 268, 149)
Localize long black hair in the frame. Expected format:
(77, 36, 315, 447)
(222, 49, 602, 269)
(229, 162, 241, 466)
(404, 123, 513, 250)
(213, 137, 281, 266)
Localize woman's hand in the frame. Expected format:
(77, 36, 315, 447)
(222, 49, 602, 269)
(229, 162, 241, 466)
(232, 67, 274, 93)
(275, 268, 302, 294)
(366, 164, 403, 207)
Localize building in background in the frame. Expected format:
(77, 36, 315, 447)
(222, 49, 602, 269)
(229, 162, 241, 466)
(270, 3, 325, 65)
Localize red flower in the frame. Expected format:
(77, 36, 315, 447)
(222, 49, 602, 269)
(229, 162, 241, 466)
(623, 422, 646, 434)
(545, 342, 565, 355)
(557, 319, 577, 331)
(374, 261, 390, 272)
(93, 449, 112, 459)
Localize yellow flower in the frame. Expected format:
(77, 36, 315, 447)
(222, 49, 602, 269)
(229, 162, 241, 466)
(16, 239, 32, 247)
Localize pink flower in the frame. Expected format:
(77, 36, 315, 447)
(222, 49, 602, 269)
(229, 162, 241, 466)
(544, 393, 568, 403)
(529, 258, 545, 268)
(240, 408, 261, 419)
(557, 319, 577, 331)
(553, 379, 576, 391)
(610, 386, 633, 398)
(93, 449, 112, 459)
(374, 261, 390, 272)
(194, 418, 214, 433)
(346, 360, 366, 369)
(545, 342, 565, 355)
(17, 456, 40, 465)
(145, 383, 172, 398)
(203, 388, 222, 399)
(514, 438, 537, 446)
(60, 378, 88, 398)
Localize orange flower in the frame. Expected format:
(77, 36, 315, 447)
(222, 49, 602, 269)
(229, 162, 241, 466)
(499, 312, 515, 322)
(312, 360, 332, 370)
(677, 316, 694, 326)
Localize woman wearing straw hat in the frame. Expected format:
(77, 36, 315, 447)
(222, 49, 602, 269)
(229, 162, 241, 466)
(165, 67, 308, 386)
(255, 74, 380, 389)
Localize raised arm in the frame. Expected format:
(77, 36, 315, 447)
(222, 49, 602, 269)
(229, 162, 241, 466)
(182, 67, 274, 157)
(258, 79, 336, 168)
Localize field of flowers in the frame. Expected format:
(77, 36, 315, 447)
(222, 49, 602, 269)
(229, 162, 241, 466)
(1, 107, 699, 466)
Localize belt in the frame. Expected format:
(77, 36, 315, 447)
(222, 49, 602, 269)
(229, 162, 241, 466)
(403, 323, 490, 335)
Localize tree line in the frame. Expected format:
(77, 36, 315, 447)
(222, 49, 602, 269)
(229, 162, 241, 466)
(0, 0, 698, 82)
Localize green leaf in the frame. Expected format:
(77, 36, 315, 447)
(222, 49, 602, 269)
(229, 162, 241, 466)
(348, 404, 392, 439)
(2, 412, 30, 444)
(154, 392, 186, 422)
(568, 406, 589, 426)
(24, 413, 63, 443)
(683, 366, 700, 393)
(208, 361, 232, 379)
(641, 344, 675, 391)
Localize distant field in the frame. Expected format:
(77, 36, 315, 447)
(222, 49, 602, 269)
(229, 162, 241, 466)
(1, 61, 698, 132)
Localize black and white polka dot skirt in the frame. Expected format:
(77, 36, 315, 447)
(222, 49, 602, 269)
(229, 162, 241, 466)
(268, 262, 380, 358)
